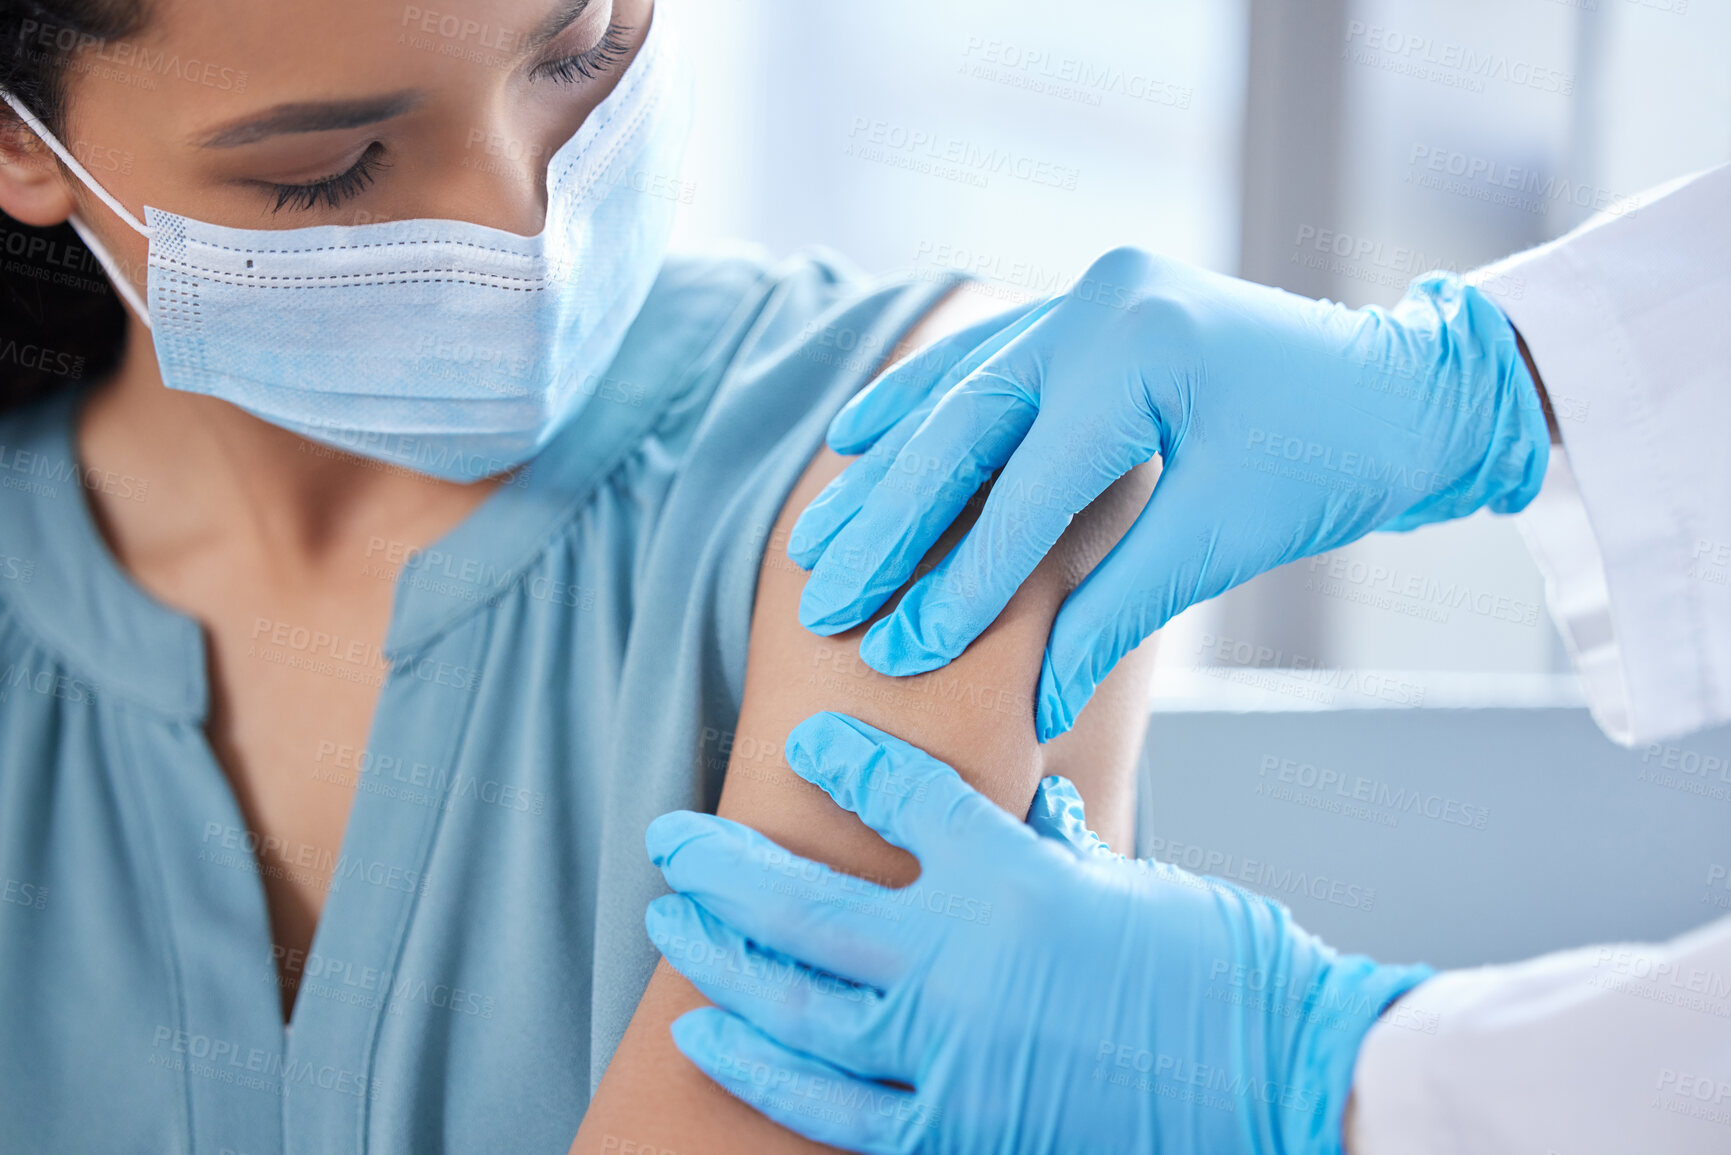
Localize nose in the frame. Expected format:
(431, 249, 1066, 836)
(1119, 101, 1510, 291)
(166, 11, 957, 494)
(421, 122, 556, 236)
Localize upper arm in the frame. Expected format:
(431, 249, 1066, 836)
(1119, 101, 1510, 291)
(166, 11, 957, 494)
(572, 282, 1159, 1153)
(721, 443, 1156, 873)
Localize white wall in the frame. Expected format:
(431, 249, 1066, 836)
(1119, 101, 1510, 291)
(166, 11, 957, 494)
(671, 0, 1249, 280)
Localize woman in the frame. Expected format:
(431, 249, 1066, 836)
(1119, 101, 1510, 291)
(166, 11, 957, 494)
(0, 0, 1156, 1150)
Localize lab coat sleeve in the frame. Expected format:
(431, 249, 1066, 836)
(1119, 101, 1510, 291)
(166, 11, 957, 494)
(1347, 913, 1731, 1154)
(1465, 163, 1731, 747)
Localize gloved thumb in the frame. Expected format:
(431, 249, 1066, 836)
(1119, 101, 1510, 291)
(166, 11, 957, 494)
(1037, 465, 1267, 741)
(1026, 775, 1113, 860)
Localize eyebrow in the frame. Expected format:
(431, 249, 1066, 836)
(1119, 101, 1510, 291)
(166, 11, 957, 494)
(525, 0, 596, 52)
(195, 91, 427, 149)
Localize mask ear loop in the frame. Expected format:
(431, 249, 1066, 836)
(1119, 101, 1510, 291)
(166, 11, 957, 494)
(1, 88, 154, 329)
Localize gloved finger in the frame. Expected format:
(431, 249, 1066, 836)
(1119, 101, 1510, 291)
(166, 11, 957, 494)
(797, 370, 1039, 636)
(1025, 774, 1111, 858)
(646, 893, 906, 1079)
(828, 296, 1051, 455)
(856, 398, 1160, 676)
(789, 395, 942, 571)
(786, 711, 1028, 862)
(1035, 465, 1265, 742)
(646, 809, 910, 987)
(793, 301, 1060, 581)
(671, 1007, 933, 1155)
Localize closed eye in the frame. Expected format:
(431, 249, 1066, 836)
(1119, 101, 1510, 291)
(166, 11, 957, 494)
(531, 21, 633, 85)
(257, 141, 389, 213)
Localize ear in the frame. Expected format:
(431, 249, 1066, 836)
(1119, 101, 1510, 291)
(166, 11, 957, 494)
(0, 112, 78, 227)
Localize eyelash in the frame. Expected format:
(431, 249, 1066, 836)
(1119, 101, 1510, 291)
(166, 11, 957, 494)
(532, 21, 634, 85)
(264, 141, 388, 214)
(259, 22, 632, 213)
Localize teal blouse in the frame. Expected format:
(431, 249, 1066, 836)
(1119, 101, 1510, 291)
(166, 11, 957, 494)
(0, 250, 957, 1154)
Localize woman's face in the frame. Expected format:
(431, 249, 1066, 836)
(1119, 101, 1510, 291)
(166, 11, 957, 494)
(17, 0, 653, 282)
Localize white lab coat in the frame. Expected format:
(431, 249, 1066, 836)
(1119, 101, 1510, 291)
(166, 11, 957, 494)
(1349, 164, 1731, 1153)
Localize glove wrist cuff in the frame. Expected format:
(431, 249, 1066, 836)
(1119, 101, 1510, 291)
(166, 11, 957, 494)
(1378, 273, 1552, 531)
(1279, 958, 1436, 1155)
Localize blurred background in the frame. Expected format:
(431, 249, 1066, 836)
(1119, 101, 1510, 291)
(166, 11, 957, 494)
(670, 0, 1731, 964)
(670, 0, 1731, 705)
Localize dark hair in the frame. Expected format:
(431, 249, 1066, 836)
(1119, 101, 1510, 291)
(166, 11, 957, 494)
(0, 1, 146, 415)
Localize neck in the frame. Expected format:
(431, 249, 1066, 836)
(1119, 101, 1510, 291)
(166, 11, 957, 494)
(76, 310, 502, 585)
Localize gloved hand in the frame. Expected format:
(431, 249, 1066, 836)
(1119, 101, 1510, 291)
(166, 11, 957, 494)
(788, 248, 1551, 740)
(644, 711, 1433, 1154)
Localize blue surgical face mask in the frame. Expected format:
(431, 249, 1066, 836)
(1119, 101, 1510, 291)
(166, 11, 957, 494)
(2, 6, 691, 482)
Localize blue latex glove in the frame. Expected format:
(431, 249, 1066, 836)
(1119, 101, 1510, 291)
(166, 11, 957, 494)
(788, 248, 1551, 740)
(644, 711, 1433, 1154)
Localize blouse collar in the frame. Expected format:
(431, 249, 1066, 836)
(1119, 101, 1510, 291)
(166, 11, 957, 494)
(0, 385, 207, 721)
